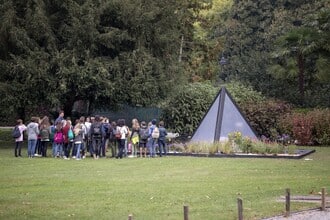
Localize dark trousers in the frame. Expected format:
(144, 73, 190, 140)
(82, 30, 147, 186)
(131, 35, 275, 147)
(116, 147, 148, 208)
(15, 141, 23, 157)
(40, 141, 49, 157)
(109, 140, 117, 157)
(92, 138, 102, 157)
(36, 139, 42, 154)
(116, 139, 125, 159)
(158, 139, 167, 156)
(64, 142, 73, 158)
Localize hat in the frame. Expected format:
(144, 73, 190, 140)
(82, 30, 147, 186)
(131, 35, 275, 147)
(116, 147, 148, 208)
(151, 119, 157, 125)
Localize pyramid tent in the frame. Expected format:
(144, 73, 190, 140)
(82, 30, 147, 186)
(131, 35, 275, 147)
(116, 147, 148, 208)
(190, 87, 258, 143)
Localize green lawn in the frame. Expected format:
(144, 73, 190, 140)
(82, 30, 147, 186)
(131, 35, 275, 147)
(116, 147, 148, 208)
(0, 143, 329, 220)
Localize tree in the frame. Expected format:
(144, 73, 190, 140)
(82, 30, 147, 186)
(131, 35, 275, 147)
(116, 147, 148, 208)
(271, 27, 319, 105)
(0, 0, 198, 123)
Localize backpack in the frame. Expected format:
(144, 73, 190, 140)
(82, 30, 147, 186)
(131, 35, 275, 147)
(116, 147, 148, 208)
(12, 126, 21, 139)
(115, 127, 121, 139)
(92, 123, 101, 136)
(40, 128, 50, 140)
(151, 126, 160, 139)
(68, 128, 74, 140)
(49, 126, 55, 141)
(54, 131, 64, 143)
(103, 123, 112, 138)
(139, 128, 149, 140)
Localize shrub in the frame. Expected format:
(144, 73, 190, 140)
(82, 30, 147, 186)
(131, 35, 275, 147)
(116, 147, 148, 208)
(310, 109, 330, 145)
(161, 82, 218, 135)
(242, 100, 292, 140)
(292, 113, 313, 145)
(278, 108, 330, 145)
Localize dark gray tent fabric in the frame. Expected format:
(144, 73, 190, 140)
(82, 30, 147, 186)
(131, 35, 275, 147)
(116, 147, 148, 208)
(190, 87, 257, 143)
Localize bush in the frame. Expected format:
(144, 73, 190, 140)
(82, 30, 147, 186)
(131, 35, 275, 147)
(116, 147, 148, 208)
(242, 100, 292, 140)
(280, 108, 330, 145)
(161, 82, 217, 135)
(292, 113, 314, 145)
(311, 109, 330, 145)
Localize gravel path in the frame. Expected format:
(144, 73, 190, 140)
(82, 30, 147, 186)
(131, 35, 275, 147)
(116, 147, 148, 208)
(262, 208, 330, 220)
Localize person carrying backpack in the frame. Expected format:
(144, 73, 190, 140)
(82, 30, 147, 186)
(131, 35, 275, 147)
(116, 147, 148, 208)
(148, 119, 159, 158)
(90, 115, 102, 159)
(108, 121, 117, 158)
(53, 120, 64, 158)
(39, 116, 51, 157)
(115, 119, 128, 159)
(13, 119, 27, 157)
(100, 118, 111, 158)
(138, 121, 148, 158)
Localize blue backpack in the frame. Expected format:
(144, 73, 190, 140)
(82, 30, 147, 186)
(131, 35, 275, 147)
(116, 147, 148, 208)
(12, 126, 21, 138)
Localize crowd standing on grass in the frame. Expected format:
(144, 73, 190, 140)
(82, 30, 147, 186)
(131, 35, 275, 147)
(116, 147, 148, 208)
(12, 110, 168, 160)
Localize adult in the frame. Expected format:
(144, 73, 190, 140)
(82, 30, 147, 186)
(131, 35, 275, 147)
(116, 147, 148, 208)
(26, 117, 40, 158)
(14, 119, 27, 157)
(54, 110, 65, 126)
(89, 115, 102, 159)
(116, 119, 128, 159)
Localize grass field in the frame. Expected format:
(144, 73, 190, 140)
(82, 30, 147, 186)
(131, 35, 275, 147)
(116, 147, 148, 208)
(0, 143, 329, 220)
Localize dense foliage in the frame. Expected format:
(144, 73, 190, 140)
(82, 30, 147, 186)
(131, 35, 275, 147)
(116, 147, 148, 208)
(161, 82, 217, 135)
(0, 0, 329, 143)
(0, 0, 204, 122)
(217, 0, 330, 107)
(278, 109, 330, 145)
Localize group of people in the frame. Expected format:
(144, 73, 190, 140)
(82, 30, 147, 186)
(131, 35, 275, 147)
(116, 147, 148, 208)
(13, 111, 168, 160)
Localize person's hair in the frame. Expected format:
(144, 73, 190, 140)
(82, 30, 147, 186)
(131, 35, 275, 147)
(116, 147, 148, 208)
(40, 116, 50, 128)
(59, 110, 64, 114)
(117, 119, 125, 127)
(151, 119, 157, 125)
(159, 121, 164, 127)
(31, 117, 37, 123)
(95, 115, 100, 122)
(132, 118, 140, 129)
(79, 116, 85, 123)
(16, 119, 23, 125)
(140, 121, 146, 127)
(66, 119, 72, 126)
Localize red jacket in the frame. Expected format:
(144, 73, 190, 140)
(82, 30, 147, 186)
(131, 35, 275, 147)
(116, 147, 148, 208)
(62, 124, 71, 144)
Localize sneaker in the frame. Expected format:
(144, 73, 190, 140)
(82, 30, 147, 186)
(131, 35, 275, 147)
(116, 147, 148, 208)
(63, 156, 68, 160)
(82, 156, 86, 159)
(76, 158, 81, 160)
(72, 156, 76, 159)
